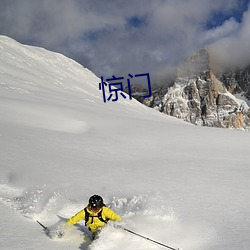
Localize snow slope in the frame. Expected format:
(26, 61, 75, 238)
(0, 36, 250, 250)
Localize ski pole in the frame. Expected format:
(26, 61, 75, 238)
(37, 220, 48, 231)
(122, 227, 180, 250)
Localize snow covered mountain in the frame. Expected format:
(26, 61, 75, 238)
(139, 49, 250, 130)
(0, 36, 250, 250)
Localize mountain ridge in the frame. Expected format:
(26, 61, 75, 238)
(131, 48, 250, 130)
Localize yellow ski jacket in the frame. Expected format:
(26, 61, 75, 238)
(67, 206, 121, 233)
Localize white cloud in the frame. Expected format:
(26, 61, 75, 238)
(200, 18, 240, 45)
(0, 0, 249, 83)
(209, 5, 250, 68)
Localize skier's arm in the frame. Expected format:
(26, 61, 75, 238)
(104, 207, 122, 222)
(67, 209, 85, 225)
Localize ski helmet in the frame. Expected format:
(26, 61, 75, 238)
(89, 195, 104, 210)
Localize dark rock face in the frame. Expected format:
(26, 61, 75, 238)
(218, 66, 250, 100)
(135, 49, 250, 130)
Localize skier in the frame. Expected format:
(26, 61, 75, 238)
(66, 194, 121, 239)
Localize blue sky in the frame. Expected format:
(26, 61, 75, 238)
(0, 0, 249, 83)
(206, 0, 249, 28)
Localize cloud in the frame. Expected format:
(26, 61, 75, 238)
(200, 18, 240, 45)
(0, 0, 249, 84)
(209, 3, 250, 69)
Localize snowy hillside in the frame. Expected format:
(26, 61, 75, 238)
(0, 36, 250, 250)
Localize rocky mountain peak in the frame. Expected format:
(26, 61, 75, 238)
(133, 49, 250, 130)
(177, 48, 210, 78)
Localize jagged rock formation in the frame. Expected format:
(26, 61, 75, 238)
(135, 49, 250, 130)
(217, 66, 250, 100)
